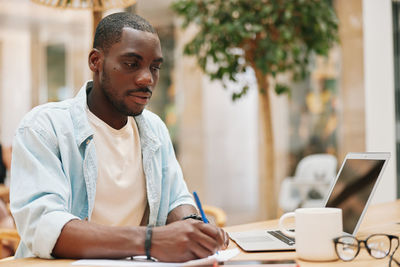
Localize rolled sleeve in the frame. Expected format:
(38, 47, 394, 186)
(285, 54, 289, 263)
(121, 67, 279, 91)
(11, 122, 79, 258)
(160, 123, 195, 214)
(166, 162, 195, 213)
(33, 211, 79, 258)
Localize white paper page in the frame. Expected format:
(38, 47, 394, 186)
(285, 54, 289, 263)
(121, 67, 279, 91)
(184, 248, 239, 266)
(72, 248, 240, 267)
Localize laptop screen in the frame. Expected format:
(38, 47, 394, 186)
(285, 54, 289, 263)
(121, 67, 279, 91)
(325, 158, 386, 234)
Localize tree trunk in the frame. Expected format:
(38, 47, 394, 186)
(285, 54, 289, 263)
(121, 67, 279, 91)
(244, 39, 277, 219)
(254, 69, 277, 219)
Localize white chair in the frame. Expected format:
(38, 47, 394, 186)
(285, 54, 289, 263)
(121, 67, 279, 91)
(278, 154, 337, 212)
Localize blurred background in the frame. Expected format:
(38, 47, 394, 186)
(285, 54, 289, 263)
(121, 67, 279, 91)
(0, 0, 398, 226)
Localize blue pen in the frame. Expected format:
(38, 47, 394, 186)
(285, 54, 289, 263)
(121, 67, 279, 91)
(193, 191, 209, 223)
(193, 192, 220, 255)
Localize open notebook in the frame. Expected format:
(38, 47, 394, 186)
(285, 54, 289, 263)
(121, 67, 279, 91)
(229, 152, 390, 252)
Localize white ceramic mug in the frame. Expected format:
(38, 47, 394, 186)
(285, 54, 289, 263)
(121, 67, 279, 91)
(279, 207, 342, 261)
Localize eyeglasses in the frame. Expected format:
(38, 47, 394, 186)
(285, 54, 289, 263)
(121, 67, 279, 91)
(333, 234, 399, 266)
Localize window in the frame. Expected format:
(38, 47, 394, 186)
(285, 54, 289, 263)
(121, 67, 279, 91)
(45, 44, 70, 102)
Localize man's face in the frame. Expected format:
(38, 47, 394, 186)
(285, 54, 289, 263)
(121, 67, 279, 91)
(99, 27, 163, 116)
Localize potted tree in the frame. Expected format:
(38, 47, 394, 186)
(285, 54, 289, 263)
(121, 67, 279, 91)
(172, 0, 339, 218)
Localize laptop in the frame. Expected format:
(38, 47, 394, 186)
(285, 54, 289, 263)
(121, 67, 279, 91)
(229, 152, 390, 252)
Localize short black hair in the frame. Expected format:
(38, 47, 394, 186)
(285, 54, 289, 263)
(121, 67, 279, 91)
(93, 12, 156, 53)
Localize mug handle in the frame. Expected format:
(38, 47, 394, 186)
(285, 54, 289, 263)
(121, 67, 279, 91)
(278, 212, 295, 238)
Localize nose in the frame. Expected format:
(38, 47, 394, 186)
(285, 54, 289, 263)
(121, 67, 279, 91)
(136, 69, 154, 87)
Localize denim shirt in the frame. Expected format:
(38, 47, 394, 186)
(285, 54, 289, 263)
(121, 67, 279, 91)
(10, 81, 194, 259)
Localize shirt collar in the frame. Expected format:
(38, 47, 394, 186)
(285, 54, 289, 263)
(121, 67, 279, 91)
(70, 81, 94, 147)
(70, 81, 161, 151)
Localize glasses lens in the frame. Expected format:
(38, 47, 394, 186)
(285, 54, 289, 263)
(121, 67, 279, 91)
(336, 236, 359, 261)
(366, 234, 391, 258)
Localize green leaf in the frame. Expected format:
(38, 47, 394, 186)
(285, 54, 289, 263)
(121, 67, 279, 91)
(275, 83, 290, 95)
(171, 0, 339, 100)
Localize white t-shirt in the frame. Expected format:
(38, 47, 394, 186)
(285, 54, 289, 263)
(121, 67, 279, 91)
(87, 107, 147, 226)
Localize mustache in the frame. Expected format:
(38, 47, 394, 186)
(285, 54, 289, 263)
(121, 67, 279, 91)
(128, 87, 152, 96)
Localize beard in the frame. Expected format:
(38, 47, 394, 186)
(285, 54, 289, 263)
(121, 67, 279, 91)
(100, 64, 144, 117)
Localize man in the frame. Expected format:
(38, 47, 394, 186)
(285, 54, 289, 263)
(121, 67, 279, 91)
(10, 12, 228, 262)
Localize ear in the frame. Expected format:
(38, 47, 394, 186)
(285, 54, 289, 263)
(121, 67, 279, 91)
(88, 49, 102, 73)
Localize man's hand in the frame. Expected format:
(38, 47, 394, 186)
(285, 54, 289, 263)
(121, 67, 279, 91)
(52, 205, 229, 260)
(151, 219, 229, 262)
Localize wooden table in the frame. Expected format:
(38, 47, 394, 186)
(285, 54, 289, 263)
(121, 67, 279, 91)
(225, 200, 400, 267)
(2, 200, 400, 266)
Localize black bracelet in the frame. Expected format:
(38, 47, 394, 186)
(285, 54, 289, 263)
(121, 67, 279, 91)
(145, 225, 153, 260)
(182, 214, 204, 221)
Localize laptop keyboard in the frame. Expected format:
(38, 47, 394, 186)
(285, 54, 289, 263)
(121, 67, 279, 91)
(267, 230, 295, 246)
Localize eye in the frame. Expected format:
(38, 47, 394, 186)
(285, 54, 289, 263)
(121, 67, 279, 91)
(125, 62, 139, 69)
(151, 65, 161, 72)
